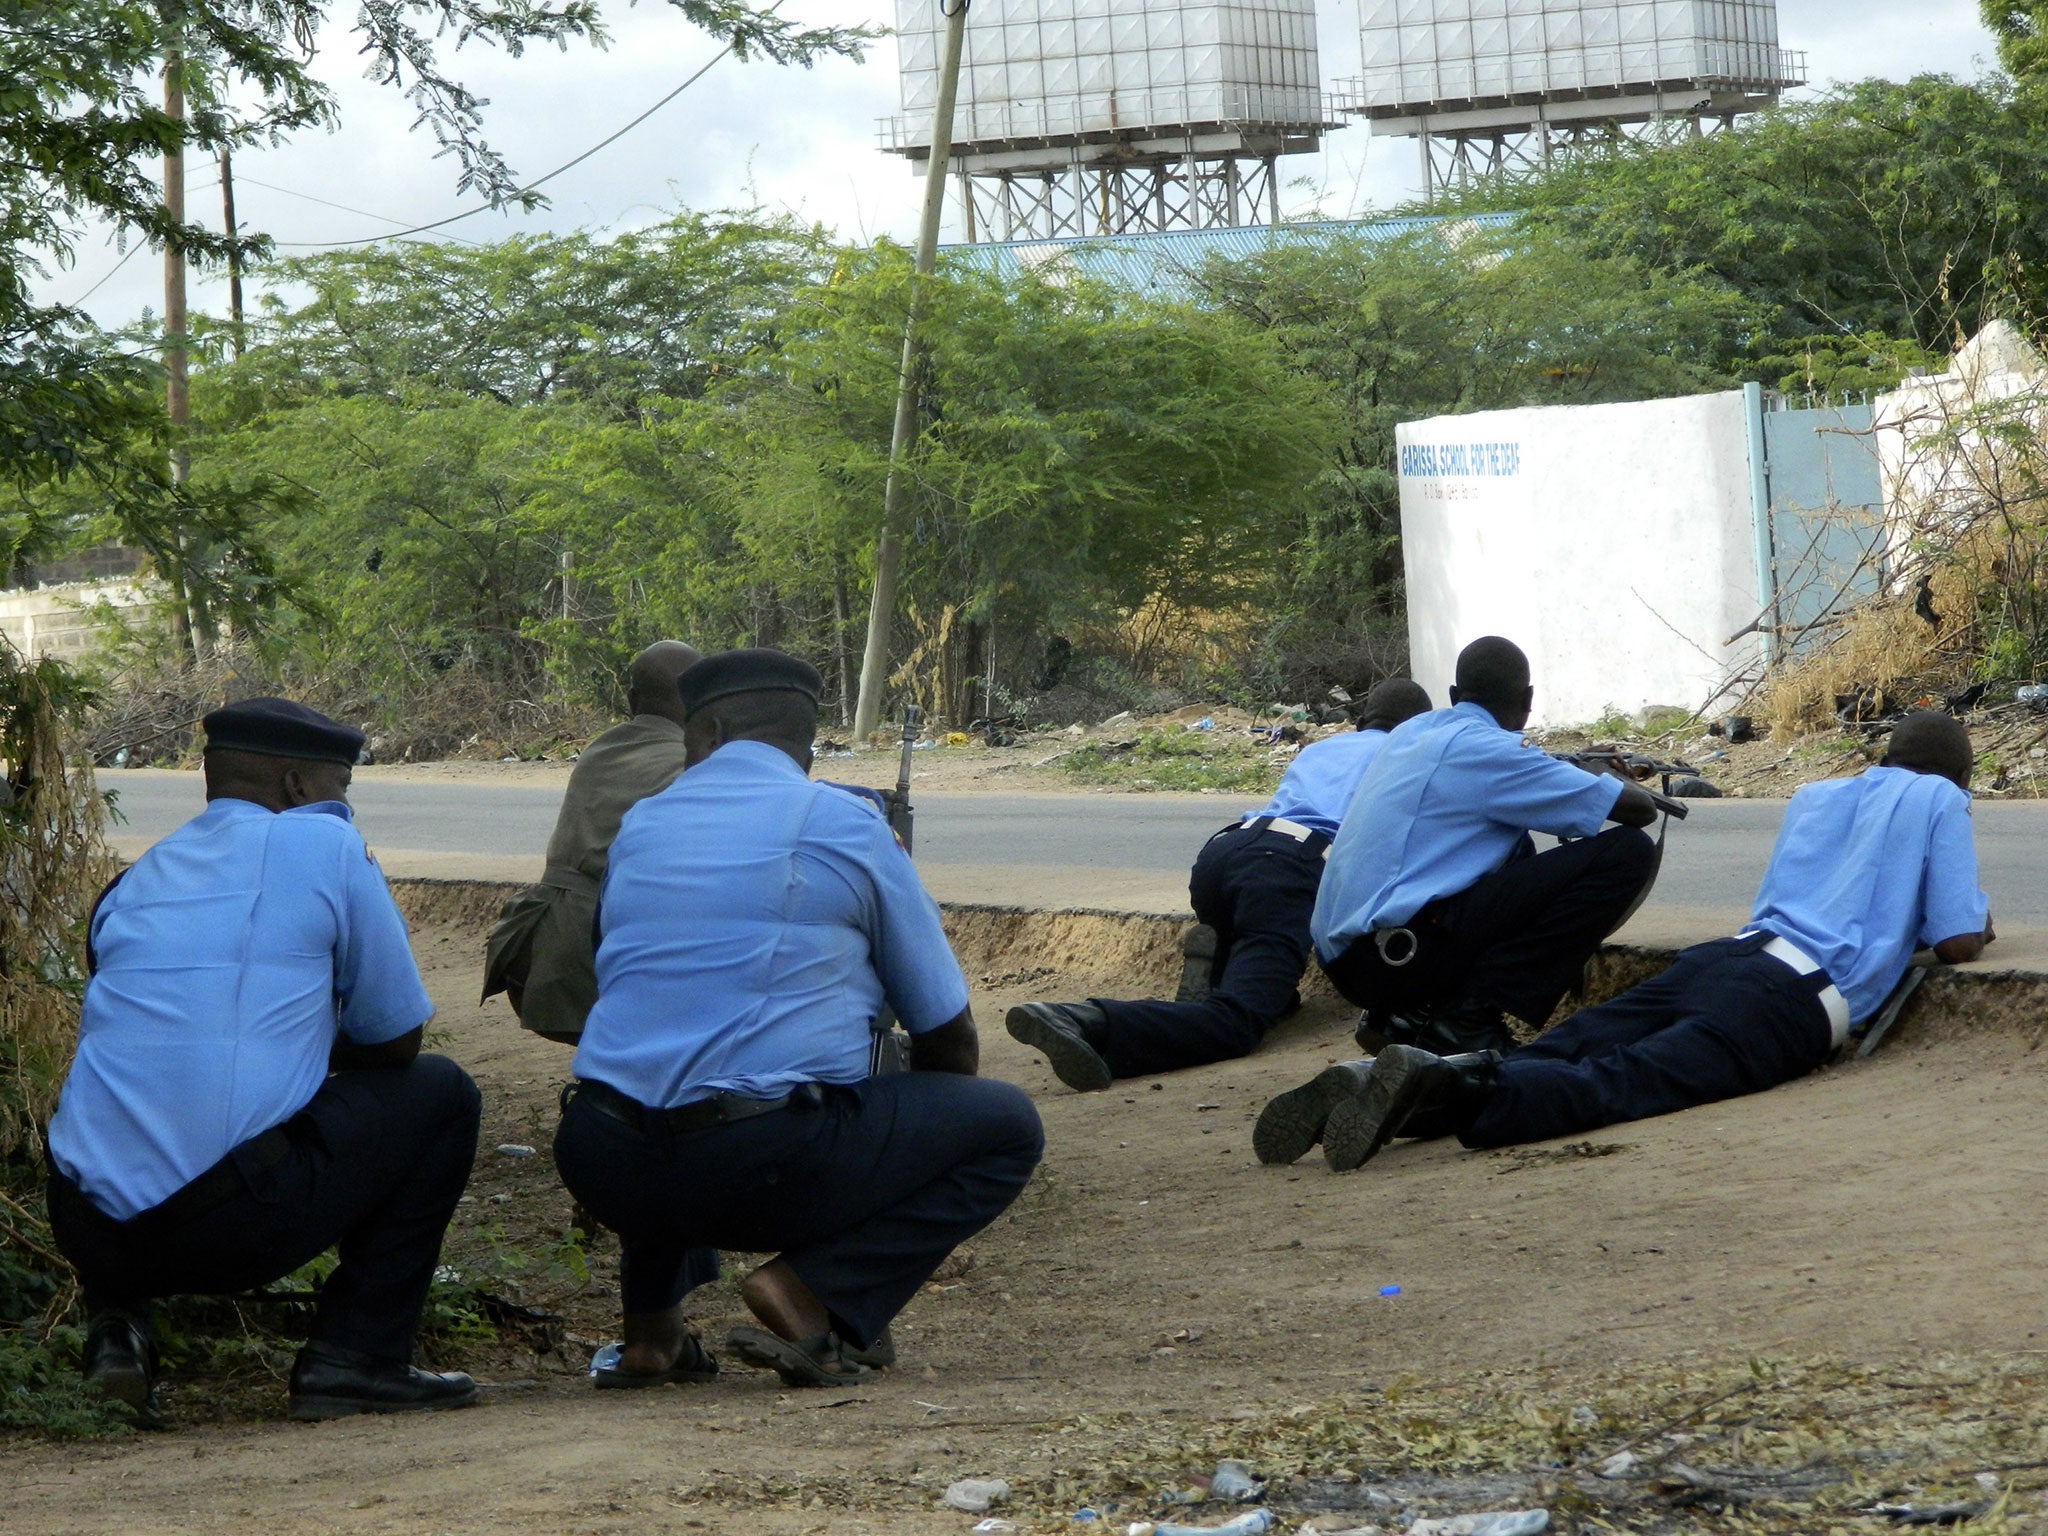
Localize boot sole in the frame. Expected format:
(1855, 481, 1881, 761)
(1253, 1063, 1373, 1166)
(1004, 1006, 1113, 1093)
(288, 1385, 481, 1421)
(1174, 924, 1219, 1005)
(1323, 1046, 1435, 1172)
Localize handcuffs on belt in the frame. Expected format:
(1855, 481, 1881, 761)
(1373, 926, 1419, 967)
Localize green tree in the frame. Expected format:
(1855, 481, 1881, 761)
(1191, 222, 1759, 691)
(2, 2, 867, 658)
(1984, 1, 2048, 80)
(1461, 75, 2048, 352)
(720, 247, 1339, 718)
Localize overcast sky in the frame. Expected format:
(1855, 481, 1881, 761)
(46, 0, 1997, 331)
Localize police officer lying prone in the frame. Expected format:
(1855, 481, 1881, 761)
(1310, 635, 1662, 1060)
(1004, 678, 1433, 1091)
(553, 649, 1046, 1389)
(44, 701, 483, 1423)
(1257, 709, 1992, 1172)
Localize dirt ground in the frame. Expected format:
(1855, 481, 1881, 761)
(10, 902, 2048, 1536)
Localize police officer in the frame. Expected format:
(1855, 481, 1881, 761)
(553, 650, 1044, 1388)
(1311, 636, 1660, 1058)
(483, 640, 701, 1042)
(44, 700, 483, 1422)
(1004, 679, 1433, 1090)
(1299, 710, 1994, 1170)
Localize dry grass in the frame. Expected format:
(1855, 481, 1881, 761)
(84, 649, 611, 766)
(1754, 538, 1994, 738)
(0, 642, 116, 1161)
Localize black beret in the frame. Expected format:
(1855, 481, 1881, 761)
(202, 698, 365, 765)
(676, 648, 823, 714)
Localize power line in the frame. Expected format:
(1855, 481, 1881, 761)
(231, 173, 485, 246)
(276, 38, 743, 249)
(66, 179, 221, 307)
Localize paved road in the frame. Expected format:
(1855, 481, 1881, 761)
(96, 769, 2048, 949)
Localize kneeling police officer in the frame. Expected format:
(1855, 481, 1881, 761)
(45, 700, 482, 1422)
(554, 649, 1044, 1387)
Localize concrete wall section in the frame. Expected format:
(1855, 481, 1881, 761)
(0, 581, 150, 660)
(1398, 390, 1762, 727)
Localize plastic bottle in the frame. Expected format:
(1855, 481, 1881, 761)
(1152, 1511, 1274, 1536)
(1207, 1461, 1262, 1502)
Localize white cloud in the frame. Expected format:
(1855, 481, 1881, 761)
(42, 0, 1997, 330)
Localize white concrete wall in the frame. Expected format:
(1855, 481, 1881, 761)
(1398, 390, 1762, 728)
(0, 581, 150, 660)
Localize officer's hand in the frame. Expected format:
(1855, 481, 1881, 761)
(1608, 780, 1659, 828)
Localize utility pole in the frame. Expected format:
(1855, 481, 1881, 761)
(162, 45, 197, 656)
(219, 147, 245, 360)
(851, 0, 969, 742)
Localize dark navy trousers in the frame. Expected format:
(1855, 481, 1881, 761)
(1322, 824, 1659, 1026)
(1461, 935, 1836, 1147)
(553, 1072, 1044, 1349)
(47, 1054, 481, 1362)
(1088, 824, 1326, 1079)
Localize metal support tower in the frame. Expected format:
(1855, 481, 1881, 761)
(955, 152, 1281, 242)
(1410, 108, 1738, 201)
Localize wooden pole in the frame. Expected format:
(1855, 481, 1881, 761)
(219, 147, 245, 360)
(851, 0, 969, 742)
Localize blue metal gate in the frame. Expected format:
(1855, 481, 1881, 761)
(1742, 382, 1887, 664)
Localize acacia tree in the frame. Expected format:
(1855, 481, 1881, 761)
(1984, 1, 2048, 80)
(1191, 223, 1758, 694)
(1461, 75, 2048, 353)
(0, 1, 867, 648)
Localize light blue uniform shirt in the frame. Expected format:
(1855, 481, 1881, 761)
(574, 740, 971, 1107)
(1250, 727, 1391, 838)
(1311, 702, 1624, 960)
(47, 798, 433, 1221)
(1748, 766, 1988, 1021)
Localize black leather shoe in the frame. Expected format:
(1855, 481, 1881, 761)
(83, 1310, 159, 1423)
(1005, 1002, 1113, 1092)
(1322, 1045, 1499, 1172)
(1252, 1060, 1375, 1165)
(288, 1341, 480, 1421)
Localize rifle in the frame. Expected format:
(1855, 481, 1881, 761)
(883, 704, 920, 853)
(1554, 749, 1697, 821)
(1552, 749, 1698, 942)
(870, 704, 921, 1075)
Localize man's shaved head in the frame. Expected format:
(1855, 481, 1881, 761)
(1359, 678, 1432, 733)
(626, 641, 702, 725)
(1884, 709, 1974, 790)
(1450, 636, 1535, 729)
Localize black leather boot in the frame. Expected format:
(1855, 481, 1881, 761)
(1252, 1058, 1376, 1165)
(82, 1309, 161, 1426)
(1322, 1045, 1501, 1172)
(288, 1340, 480, 1420)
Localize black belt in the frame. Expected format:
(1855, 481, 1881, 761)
(50, 1114, 299, 1239)
(566, 1077, 807, 1134)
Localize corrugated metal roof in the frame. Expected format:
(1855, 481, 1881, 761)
(941, 213, 1517, 295)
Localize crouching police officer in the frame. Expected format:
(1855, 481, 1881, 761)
(554, 649, 1044, 1388)
(44, 700, 482, 1423)
(1311, 636, 1661, 1058)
